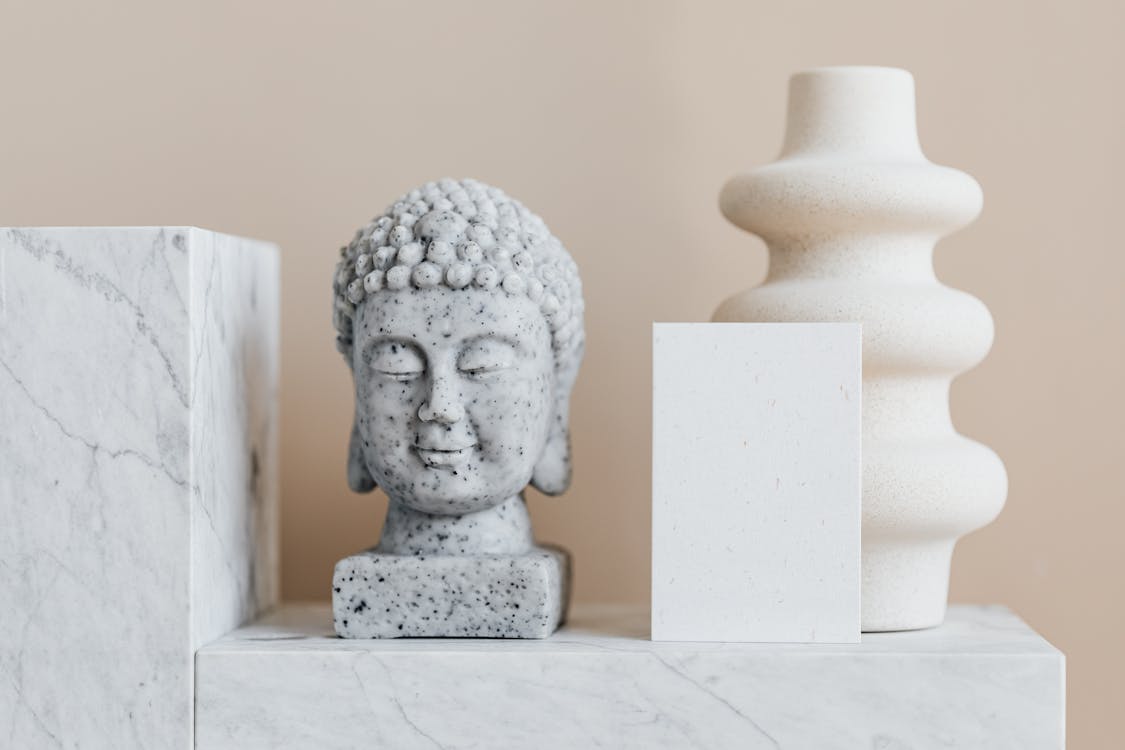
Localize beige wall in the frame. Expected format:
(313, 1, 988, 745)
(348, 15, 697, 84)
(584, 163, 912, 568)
(2, 1, 1121, 745)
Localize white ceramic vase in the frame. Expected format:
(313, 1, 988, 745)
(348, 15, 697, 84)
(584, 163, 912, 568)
(715, 66, 1007, 631)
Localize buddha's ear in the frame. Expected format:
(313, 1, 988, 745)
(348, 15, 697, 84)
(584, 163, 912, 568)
(533, 343, 583, 496)
(347, 419, 376, 493)
(531, 395, 572, 496)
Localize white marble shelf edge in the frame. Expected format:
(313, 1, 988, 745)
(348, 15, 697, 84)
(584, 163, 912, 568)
(195, 603, 1064, 750)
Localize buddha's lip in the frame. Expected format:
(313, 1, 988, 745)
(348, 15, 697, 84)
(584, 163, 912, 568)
(415, 444, 475, 468)
(415, 443, 475, 453)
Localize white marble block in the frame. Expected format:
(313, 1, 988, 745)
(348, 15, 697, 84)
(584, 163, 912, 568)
(195, 604, 1064, 749)
(652, 322, 861, 642)
(0, 228, 279, 749)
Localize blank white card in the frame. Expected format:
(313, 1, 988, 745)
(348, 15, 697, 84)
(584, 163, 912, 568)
(652, 323, 861, 643)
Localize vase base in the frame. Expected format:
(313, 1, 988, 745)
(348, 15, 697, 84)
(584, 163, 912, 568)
(862, 541, 953, 632)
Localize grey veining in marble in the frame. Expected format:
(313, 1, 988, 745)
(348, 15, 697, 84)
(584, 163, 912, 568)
(190, 228, 280, 649)
(0, 227, 279, 749)
(196, 603, 1065, 750)
(331, 179, 584, 638)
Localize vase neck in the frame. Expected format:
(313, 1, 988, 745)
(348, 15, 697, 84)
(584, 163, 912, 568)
(780, 66, 923, 160)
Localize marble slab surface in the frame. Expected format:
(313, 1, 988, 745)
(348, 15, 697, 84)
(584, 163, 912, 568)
(653, 323, 862, 642)
(195, 603, 1064, 750)
(0, 227, 279, 749)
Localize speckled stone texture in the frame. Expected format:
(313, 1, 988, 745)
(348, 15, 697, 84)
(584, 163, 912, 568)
(334, 545, 569, 638)
(330, 179, 583, 639)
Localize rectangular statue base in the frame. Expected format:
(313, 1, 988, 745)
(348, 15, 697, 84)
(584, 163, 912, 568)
(332, 545, 570, 638)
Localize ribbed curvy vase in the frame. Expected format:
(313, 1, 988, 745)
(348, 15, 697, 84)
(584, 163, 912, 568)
(715, 66, 1007, 631)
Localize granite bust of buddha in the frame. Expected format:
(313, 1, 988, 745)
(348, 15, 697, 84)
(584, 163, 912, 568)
(330, 178, 584, 638)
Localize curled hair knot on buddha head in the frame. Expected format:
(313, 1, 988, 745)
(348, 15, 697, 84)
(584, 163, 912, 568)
(332, 178, 584, 375)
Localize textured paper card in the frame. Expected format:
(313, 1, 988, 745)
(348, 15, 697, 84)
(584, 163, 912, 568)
(652, 322, 861, 643)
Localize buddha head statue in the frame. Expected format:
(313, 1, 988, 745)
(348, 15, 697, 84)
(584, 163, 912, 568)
(332, 178, 584, 555)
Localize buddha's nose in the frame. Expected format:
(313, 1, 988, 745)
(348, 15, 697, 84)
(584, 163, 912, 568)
(418, 373, 465, 425)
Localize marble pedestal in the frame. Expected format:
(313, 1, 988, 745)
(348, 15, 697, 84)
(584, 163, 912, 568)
(196, 604, 1064, 750)
(0, 228, 279, 749)
(333, 545, 569, 638)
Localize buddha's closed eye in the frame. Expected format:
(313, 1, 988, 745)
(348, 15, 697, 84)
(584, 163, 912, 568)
(458, 338, 517, 379)
(369, 341, 425, 380)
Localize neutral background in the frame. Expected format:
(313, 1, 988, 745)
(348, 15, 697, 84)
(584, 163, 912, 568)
(2, 1, 1120, 745)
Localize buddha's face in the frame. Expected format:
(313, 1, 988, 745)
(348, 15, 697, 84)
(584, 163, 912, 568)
(352, 287, 555, 515)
